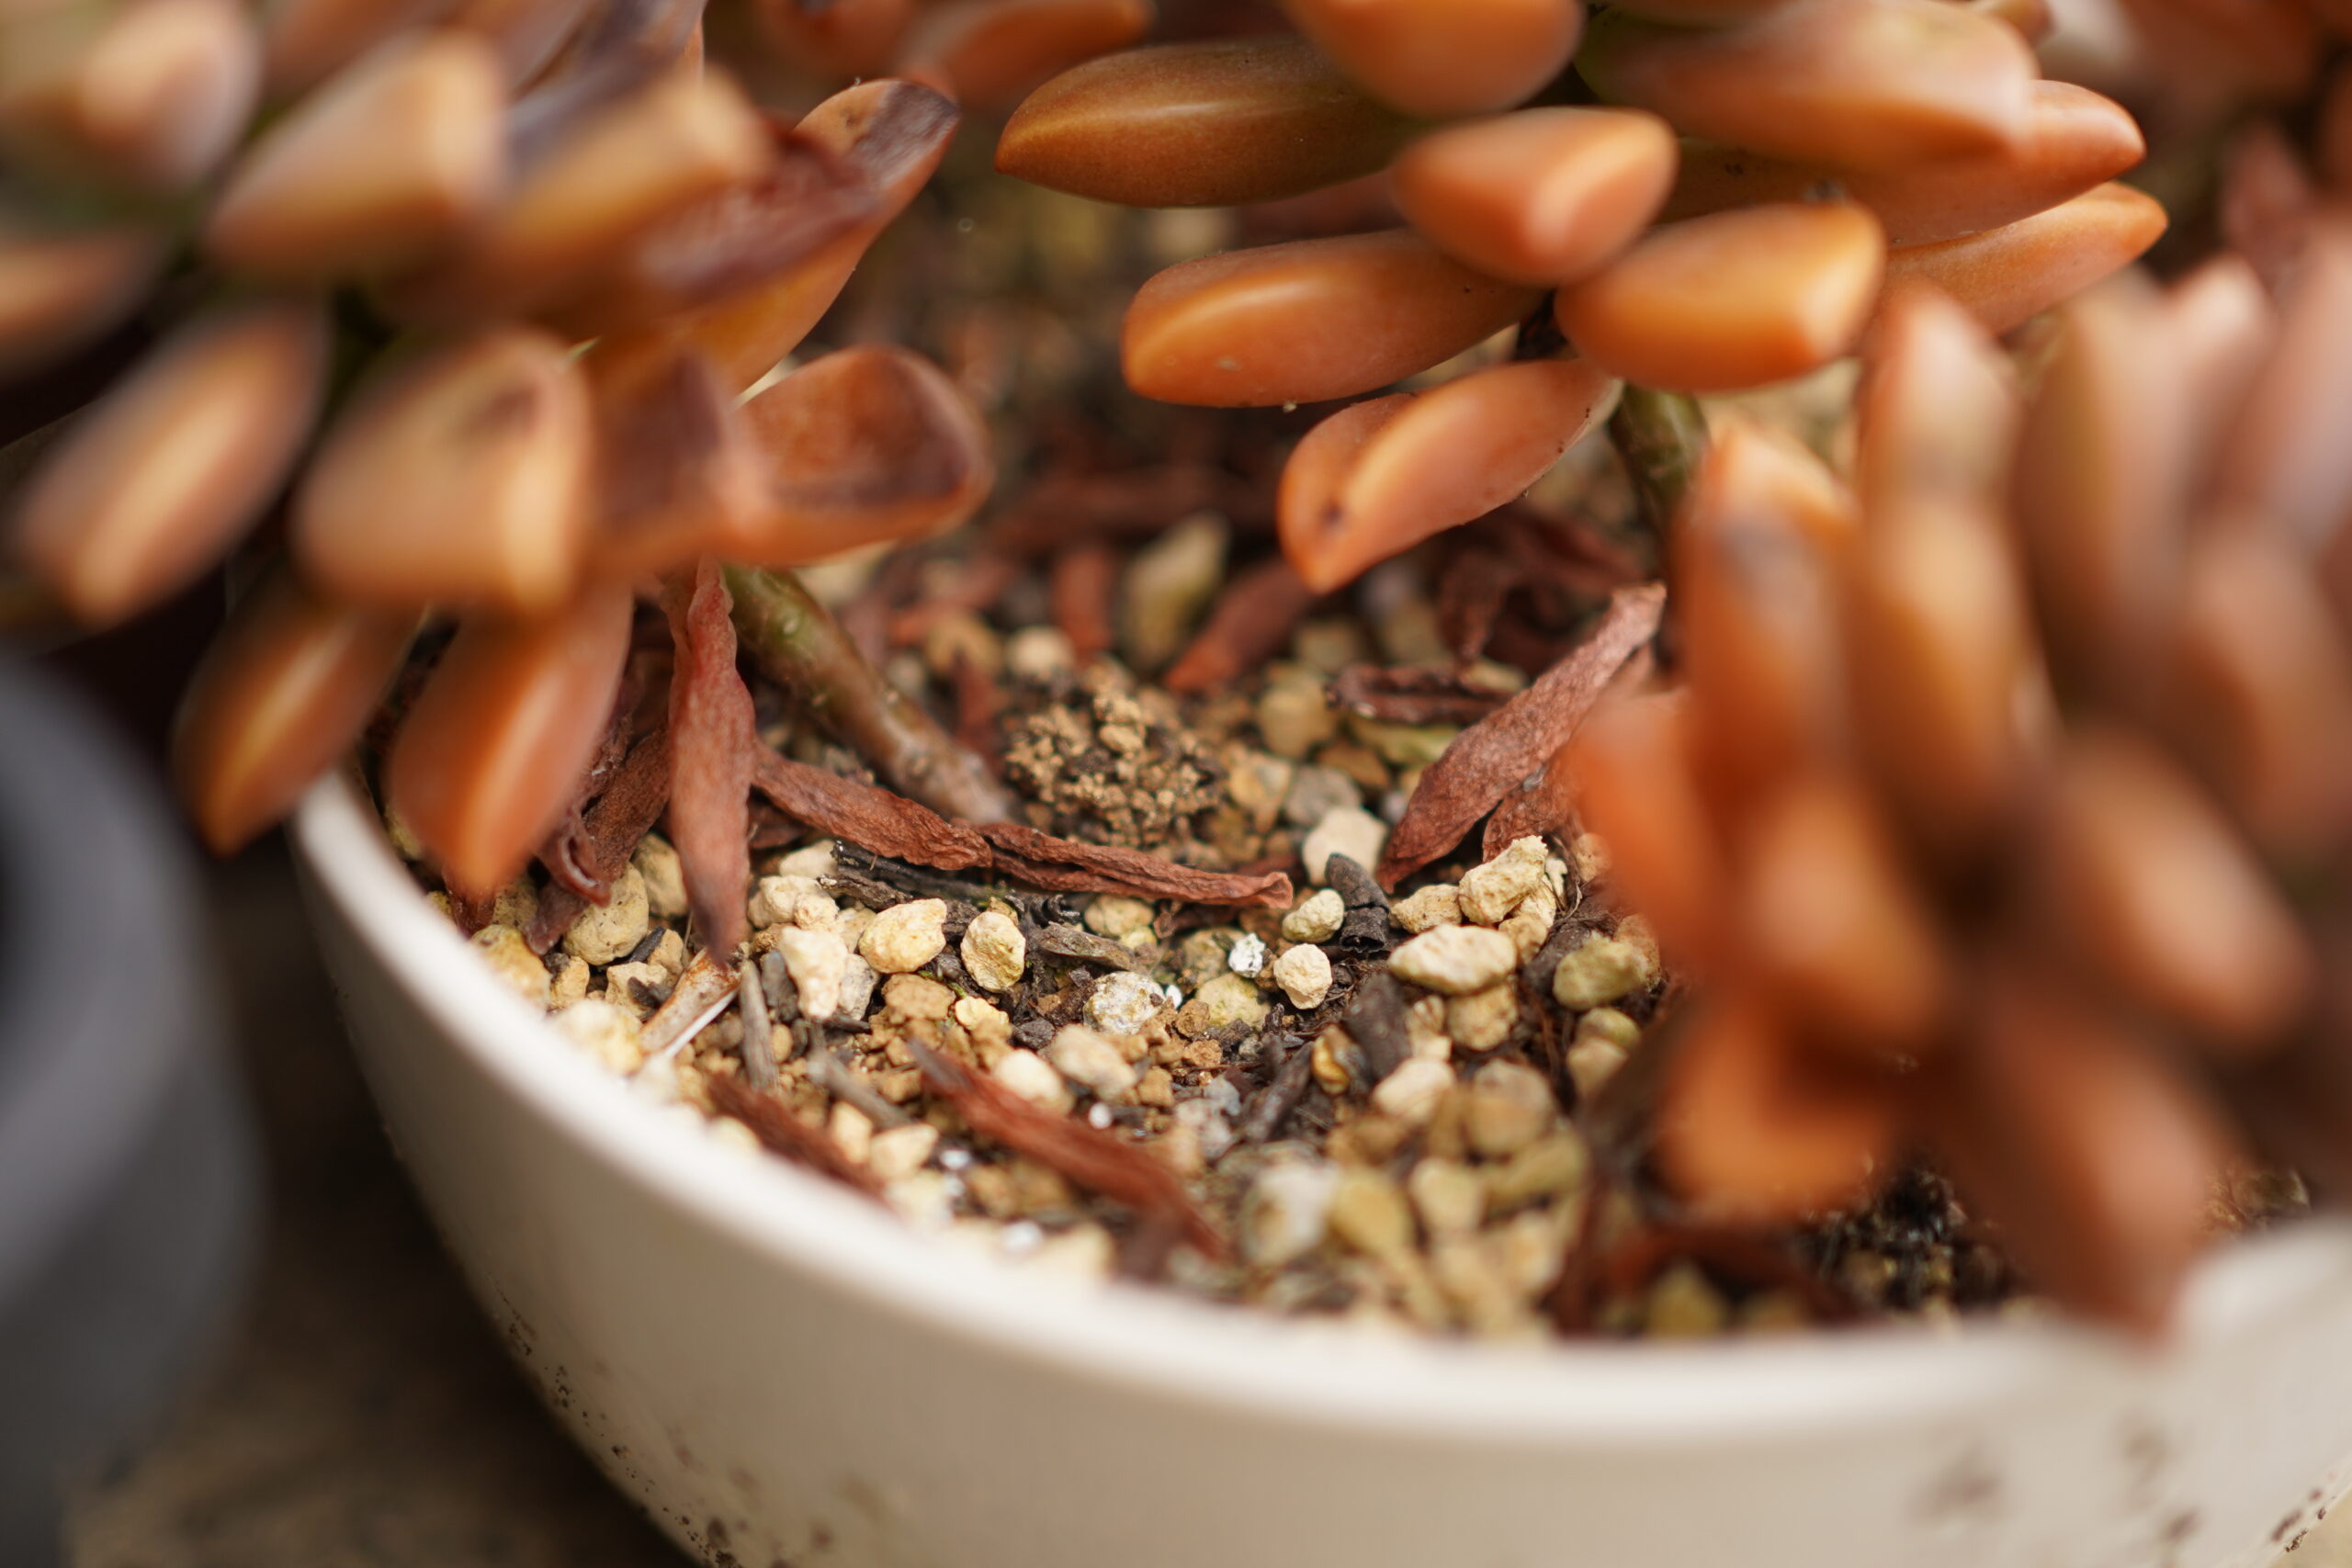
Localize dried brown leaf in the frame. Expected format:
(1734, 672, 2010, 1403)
(910, 1040, 1224, 1257)
(528, 730, 673, 953)
(707, 1072, 882, 1195)
(1377, 583, 1666, 886)
(1162, 556, 1317, 694)
(664, 560, 754, 956)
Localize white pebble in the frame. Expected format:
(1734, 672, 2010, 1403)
(1302, 807, 1389, 885)
(1552, 935, 1653, 1010)
(472, 925, 550, 1007)
(867, 1123, 940, 1182)
(960, 909, 1027, 991)
(829, 1103, 874, 1164)
(1282, 888, 1346, 943)
(1389, 884, 1462, 933)
(562, 866, 650, 964)
(1458, 837, 1547, 926)
(1371, 1056, 1453, 1126)
(1087, 971, 1169, 1036)
(1046, 1024, 1140, 1098)
(1173, 1099, 1238, 1164)
(1227, 931, 1269, 977)
(1241, 1159, 1340, 1268)
(1006, 625, 1077, 680)
(860, 898, 947, 974)
(1389, 924, 1519, 995)
(632, 834, 688, 919)
(992, 1048, 1073, 1113)
(837, 953, 877, 1020)
(1083, 895, 1157, 939)
(773, 927, 848, 1022)
(1270, 943, 1334, 1010)
(551, 1000, 643, 1074)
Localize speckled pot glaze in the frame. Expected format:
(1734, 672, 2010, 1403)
(294, 773, 2352, 1568)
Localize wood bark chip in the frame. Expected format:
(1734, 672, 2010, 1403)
(1376, 582, 1666, 886)
(910, 1038, 1225, 1257)
(663, 558, 755, 957)
(527, 729, 674, 952)
(1477, 646, 1655, 861)
(1329, 665, 1511, 727)
(1162, 556, 1318, 694)
(748, 744, 1293, 907)
(707, 1072, 882, 1196)
(538, 670, 645, 900)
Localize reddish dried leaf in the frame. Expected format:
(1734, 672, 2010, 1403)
(747, 747, 1292, 907)
(1162, 556, 1317, 694)
(707, 1072, 884, 1197)
(1329, 666, 1511, 727)
(528, 731, 673, 952)
(663, 560, 754, 956)
(1377, 583, 1666, 886)
(1050, 542, 1120, 663)
(911, 1040, 1224, 1257)
(1436, 547, 1527, 661)
(1482, 735, 1583, 860)
(977, 820, 1293, 908)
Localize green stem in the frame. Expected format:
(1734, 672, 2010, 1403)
(726, 564, 1014, 825)
(1608, 386, 1709, 540)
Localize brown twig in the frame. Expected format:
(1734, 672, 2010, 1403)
(725, 564, 1014, 823)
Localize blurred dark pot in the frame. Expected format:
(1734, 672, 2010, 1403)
(0, 658, 259, 1566)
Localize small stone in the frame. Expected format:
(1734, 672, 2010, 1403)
(563, 867, 650, 964)
(922, 610, 1002, 681)
(1499, 881, 1558, 964)
(1646, 1261, 1729, 1338)
(1227, 931, 1268, 977)
(646, 928, 685, 977)
(953, 995, 1013, 1045)
(1046, 1024, 1139, 1098)
(1498, 1206, 1575, 1299)
(1006, 624, 1077, 681)
(1292, 616, 1368, 672)
(1087, 970, 1170, 1035)
(552, 999, 643, 1073)
(473, 925, 550, 1006)
(882, 973, 954, 1021)
(1270, 943, 1333, 1010)
(1027, 1224, 1116, 1280)
(960, 909, 1026, 991)
(548, 955, 590, 1007)
(1444, 985, 1519, 1052)
(886, 1171, 958, 1230)
(1569, 831, 1611, 886)
(1222, 746, 1295, 833)
(1465, 1060, 1556, 1158)
(1615, 914, 1662, 975)
(1193, 972, 1271, 1029)
(1485, 1131, 1590, 1211)
(1083, 896, 1157, 939)
(1407, 1158, 1484, 1239)
(1328, 1167, 1416, 1258)
(775, 840, 836, 881)
(1350, 716, 1458, 769)
(1134, 1065, 1176, 1108)
(774, 927, 848, 1022)
(1282, 888, 1345, 943)
(1459, 836, 1547, 925)
(1551, 936, 1652, 1010)
(1389, 924, 1518, 996)
(750, 873, 822, 929)
(1566, 1039, 1630, 1101)
(1370, 1056, 1453, 1125)
(1577, 1007, 1642, 1051)
(867, 1122, 940, 1182)
(1302, 807, 1388, 886)
(992, 1048, 1073, 1113)
(632, 833, 688, 919)
(1240, 1159, 1339, 1268)
(1405, 993, 1452, 1058)
(1310, 1026, 1357, 1095)
(708, 1117, 762, 1159)
(1389, 884, 1462, 933)
(1173, 1098, 1236, 1163)
(860, 898, 948, 974)
(490, 878, 537, 931)
(837, 953, 878, 1019)
(1282, 763, 1362, 829)
(829, 1102, 874, 1164)
(1256, 671, 1339, 759)
(1122, 513, 1227, 671)
(602, 961, 668, 1014)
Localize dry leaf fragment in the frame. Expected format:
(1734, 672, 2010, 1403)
(663, 560, 755, 958)
(1377, 582, 1665, 886)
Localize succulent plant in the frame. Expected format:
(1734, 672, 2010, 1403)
(996, 0, 2161, 593)
(0, 0, 1168, 917)
(1549, 226, 2352, 1326)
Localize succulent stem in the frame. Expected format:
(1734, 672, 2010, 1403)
(724, 563, 1014, 824)
(1608, 385, 1708, 538)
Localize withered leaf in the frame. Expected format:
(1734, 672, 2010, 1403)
(529, 729, 674, 952)
(664, 560, 755, 956)
(749, 745, 1292, 908)
(707, 1071, 882, 1196)
(1377, 582, 1666, 887)
(1163, 556, 1317, 694)
(910, 1039, 1224, 1258)
(1329, 665, 1511, 727)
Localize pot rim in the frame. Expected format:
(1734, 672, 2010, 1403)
(292, 770, 2352, 1446)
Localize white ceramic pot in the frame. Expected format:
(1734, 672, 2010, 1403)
(293, 774, 2352, 1568)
